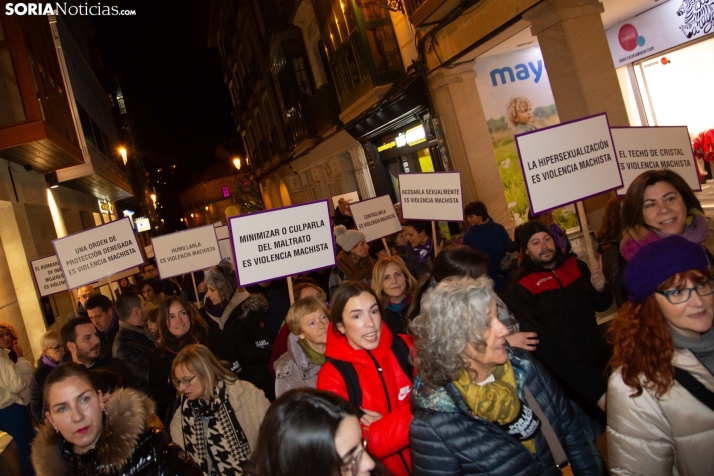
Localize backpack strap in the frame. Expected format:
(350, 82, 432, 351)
(391, 335, 414, 382)
(328, 358, 365, 417)
(673, 367, 714, 412)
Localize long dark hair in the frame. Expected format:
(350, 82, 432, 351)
(243, 389, 388, 476)
(330, 281, 379, 330)
(406, 245, 490, 322)
(157, 296, 208, 353)
(621, 170, 702, 234)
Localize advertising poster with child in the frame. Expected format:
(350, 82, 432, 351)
(474, 46, 578, 230)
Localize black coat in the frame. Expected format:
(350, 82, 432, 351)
(200, 293, 275, 401)
(29, 357, 56, 423)
(31, 388, 201, 476)
(112, 321, 157, 392)
(410, 349, 603, 475)
(504, 251, 612, 416)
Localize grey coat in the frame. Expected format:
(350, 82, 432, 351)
(274, 333, 322, 398)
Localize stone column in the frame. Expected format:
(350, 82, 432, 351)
(349, 144, 376, 199)
(524, 0, 630, 226)
(428, 62, 515, 233)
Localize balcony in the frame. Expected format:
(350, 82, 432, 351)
(404, 0, 461, 28)
(309, 83, 341, 136)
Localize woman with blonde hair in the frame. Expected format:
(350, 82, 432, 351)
(29, 330, 65, 423)
(169, 344, 270, 475)
(274, 297, 330, 398)
(372, 256, 418, 335)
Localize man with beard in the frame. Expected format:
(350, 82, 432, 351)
(60, 317, 136, 389)
(66, 284, 95, 321)
(85, 294, 120, 357)
(113, 292, 157, 391)
(504, 220, 612, 423)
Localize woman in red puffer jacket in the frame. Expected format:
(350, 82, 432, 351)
(317, 280, 414, 476)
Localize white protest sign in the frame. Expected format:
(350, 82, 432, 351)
(331, 191, 360, 209)
(215, 225, 230, 240)
(30, 255, 67, 297)
(399, 172, 464, 221)
(229, 200, 335, 286)
(350, 195, 402, 242)
(108, 267, 141, 282)
(515, 113, 622, 214)
(53, 217, 144, 289)
(152, 225, 222, 279)
(218, 238, 235, 266)
(611, 126, 700, 195)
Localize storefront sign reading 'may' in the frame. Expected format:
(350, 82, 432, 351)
(229, 200, 335, 287)
(152, 225, 222, 279)
(30, 255, 68, 297)
(515, 113, 622, 214)
(611, 126, 700, 195)
(350, 195, 403, 242)
(53, 217, 144, 289)
(399, 172, 464, 222)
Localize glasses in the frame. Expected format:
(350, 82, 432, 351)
(46, 344, 64, 352)
(171, 375, 197, 389)
(656, 278, 714, 304)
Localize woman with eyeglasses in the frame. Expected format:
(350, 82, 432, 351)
(169, 344, 270, 476)
(29, 330, 65, 423)
(244, 388, 388, 476)
(32, 362, 201, 476)
(608, 236, 714, 475)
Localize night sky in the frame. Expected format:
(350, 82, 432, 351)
(93, 0, 237, 189)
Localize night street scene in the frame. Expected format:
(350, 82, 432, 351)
(1, 0, 714, 474)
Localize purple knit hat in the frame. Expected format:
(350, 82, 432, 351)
(624, 235, 709, 303)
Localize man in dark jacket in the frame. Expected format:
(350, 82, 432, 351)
(462, 201, 513, 291)
(113, 292, 157, 391)
(85, 294, 119, 357)
(66, 284, 95, 321)
(60, 317, 137, 389)
(504, 221, 612, 420)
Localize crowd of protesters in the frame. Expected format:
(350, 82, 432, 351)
(0, 169, 712, 475)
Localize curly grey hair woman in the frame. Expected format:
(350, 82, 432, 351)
(408, 276, 603, 474)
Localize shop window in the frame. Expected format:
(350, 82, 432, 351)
(222, 186, 230, 198)
(0, 49, 26, 125)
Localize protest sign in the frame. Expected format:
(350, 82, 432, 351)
(218, 238, 235, 266)
(151, 225, 222, 279)
(399, 172, 464, 222)
(350, 195, 402, 242)
(53, 218, 144, 289)
(611, 126, 700, 195)
(215, 225, 230, 240)
(145, 245, 154, 258)
(331, 191, 360, 209)
(229, 200, 335, 287)
(515, 113, 622, 214)
(30, 255, 67, 297)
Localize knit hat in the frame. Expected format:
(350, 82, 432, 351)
(624, 235, 709, 303)
(518, 220, 553, 251)
(334, 225, 365, 252)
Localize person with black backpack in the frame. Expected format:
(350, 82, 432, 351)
(317, 281, 414, 476)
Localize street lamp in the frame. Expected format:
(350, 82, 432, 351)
(150, 193, 157, 209)
(119, 147, 128, 165)
(233, 157, 241, 170)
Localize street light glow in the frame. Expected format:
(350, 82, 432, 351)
(233, 157, 241, 170)
(119, 147, 127, 165)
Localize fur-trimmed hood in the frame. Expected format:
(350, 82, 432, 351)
(32, 388, 156, 475)
(204, 291, 269, 330)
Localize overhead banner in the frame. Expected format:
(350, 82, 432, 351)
(30, 255, 68, 297)
(229, 200, 335, 287)
(218, 238, 235, 266)
(611, 126, 700, 195)
(53, 218, 144, 289)
(349, 195, 402, 242)
(152, 225, 222, 279)
(331, 191, 360, 209)
(399, 172, 464, 222)
(515, 113, 622, 214)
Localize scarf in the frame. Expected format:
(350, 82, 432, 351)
(671, 327, 714, 376)
(337, 252, 375, 281)
(204, 299, 227, 319)
(41, 355, 58, 368)
(621, 209, 708, 260)
(164, 331, 201, 355)
(413, 238, 433, 264)
(298, 338, 326, 365)
(181, 379, 251, 475)
(453, 361, 539, 453)
(104, 310, 119, 336)
(387, 295, 412, 315)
